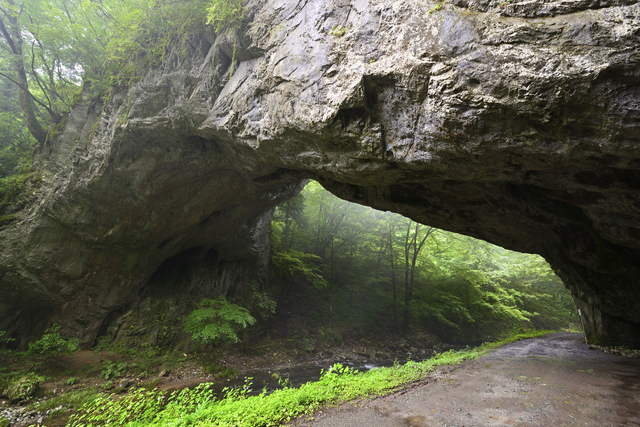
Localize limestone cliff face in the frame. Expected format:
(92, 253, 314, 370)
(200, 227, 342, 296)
(1, 0, 639, 347)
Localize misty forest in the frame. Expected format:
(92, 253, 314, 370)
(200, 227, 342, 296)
(270, 181, 576, 340)
(1, 0, 639, 425)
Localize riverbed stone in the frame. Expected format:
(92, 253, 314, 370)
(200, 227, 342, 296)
(0, 0, 639, 348)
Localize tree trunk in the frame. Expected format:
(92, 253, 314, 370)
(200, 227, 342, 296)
(0, 5, 48, 144)
(402, 222, 435, 330)
(288, 223, 296, 249)
(389, 234, 397, 325)
(402, 221, 413, 330)
(329, 234, 334, 319)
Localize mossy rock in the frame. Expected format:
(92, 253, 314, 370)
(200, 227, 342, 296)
(3, 374, 41, 402)
(0, 215, 16, 226)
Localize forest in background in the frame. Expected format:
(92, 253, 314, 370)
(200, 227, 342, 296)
(0, 0, 213, 214)
(270, 181, 579, 344)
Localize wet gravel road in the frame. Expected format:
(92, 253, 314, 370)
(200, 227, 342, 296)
(292, 333, 640, 427)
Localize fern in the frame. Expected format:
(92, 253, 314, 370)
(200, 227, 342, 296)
(183, 297, 256, 344)
(27, 324, 81, 356)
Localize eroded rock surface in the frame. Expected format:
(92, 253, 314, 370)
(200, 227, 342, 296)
(1, 0, 639, 347)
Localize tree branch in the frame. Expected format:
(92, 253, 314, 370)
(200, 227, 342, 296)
(30, 38, 55, 112)
(0, 71, 58, 119)
(0, 16, 18, 54)
(0, 5, 11, 19)
(60, 0, 74, 24)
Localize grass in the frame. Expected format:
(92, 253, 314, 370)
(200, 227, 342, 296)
(138, 377, 162, 391)
(68, 330, 551, 427)
(31, 388, 100, 415)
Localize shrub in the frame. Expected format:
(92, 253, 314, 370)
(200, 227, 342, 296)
(101, 361, 128, 380)
(183, 297, 256, 344)
(206, 0, 243, 34)
(28, 324, 81, 356)
(0, 331, 14, 345)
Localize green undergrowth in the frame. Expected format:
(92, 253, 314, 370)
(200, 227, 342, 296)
(68, 330, 551, 427)
(32, 388, 101, 415)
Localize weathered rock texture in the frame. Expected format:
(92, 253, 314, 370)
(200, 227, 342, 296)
(1, 0, 639, 347)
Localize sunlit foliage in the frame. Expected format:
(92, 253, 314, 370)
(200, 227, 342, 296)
(68, 330, 551, 427)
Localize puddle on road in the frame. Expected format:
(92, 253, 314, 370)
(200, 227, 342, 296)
(401, 415, 430, 426)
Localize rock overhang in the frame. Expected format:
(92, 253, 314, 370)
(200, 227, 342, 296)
(1, 0, 639, 347)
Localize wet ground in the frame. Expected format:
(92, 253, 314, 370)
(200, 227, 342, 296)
(292, 333, 640, 427)
(157, 358, 424, 400)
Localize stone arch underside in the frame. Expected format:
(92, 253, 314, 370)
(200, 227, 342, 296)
(1, 0, 640, 347)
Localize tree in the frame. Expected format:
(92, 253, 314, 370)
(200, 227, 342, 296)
(401, 220, 436, 330)
(272, 191, 306, 250)
(0, 79, 34, 210)
(0, 0, 211, 145)
(270, 180, 578, 339)
(0, 0, 50, 143)
(0, 112, 32, 177)
(0, 0, 113, 142)
(271, 249, 327, 294)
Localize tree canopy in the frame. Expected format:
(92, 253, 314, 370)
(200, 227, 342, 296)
(0, 0, 213, 212)
(0, 0, 211, 141)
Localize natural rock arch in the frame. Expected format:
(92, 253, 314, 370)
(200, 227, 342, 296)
(1, 0, 639, 347)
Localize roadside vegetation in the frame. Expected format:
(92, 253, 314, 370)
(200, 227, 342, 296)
(67, 330, 551, 427)
(0, 331, 238, 426)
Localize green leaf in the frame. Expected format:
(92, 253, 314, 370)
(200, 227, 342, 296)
(183, 297, 256, 344)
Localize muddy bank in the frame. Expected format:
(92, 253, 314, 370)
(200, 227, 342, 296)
(291, 332, 640, 427)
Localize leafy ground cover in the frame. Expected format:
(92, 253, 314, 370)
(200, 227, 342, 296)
(0, 340, 228, 426)
(67, 330, 552, 427)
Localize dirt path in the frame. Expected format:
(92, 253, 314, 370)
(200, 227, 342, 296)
(294, 332, 640, 427)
